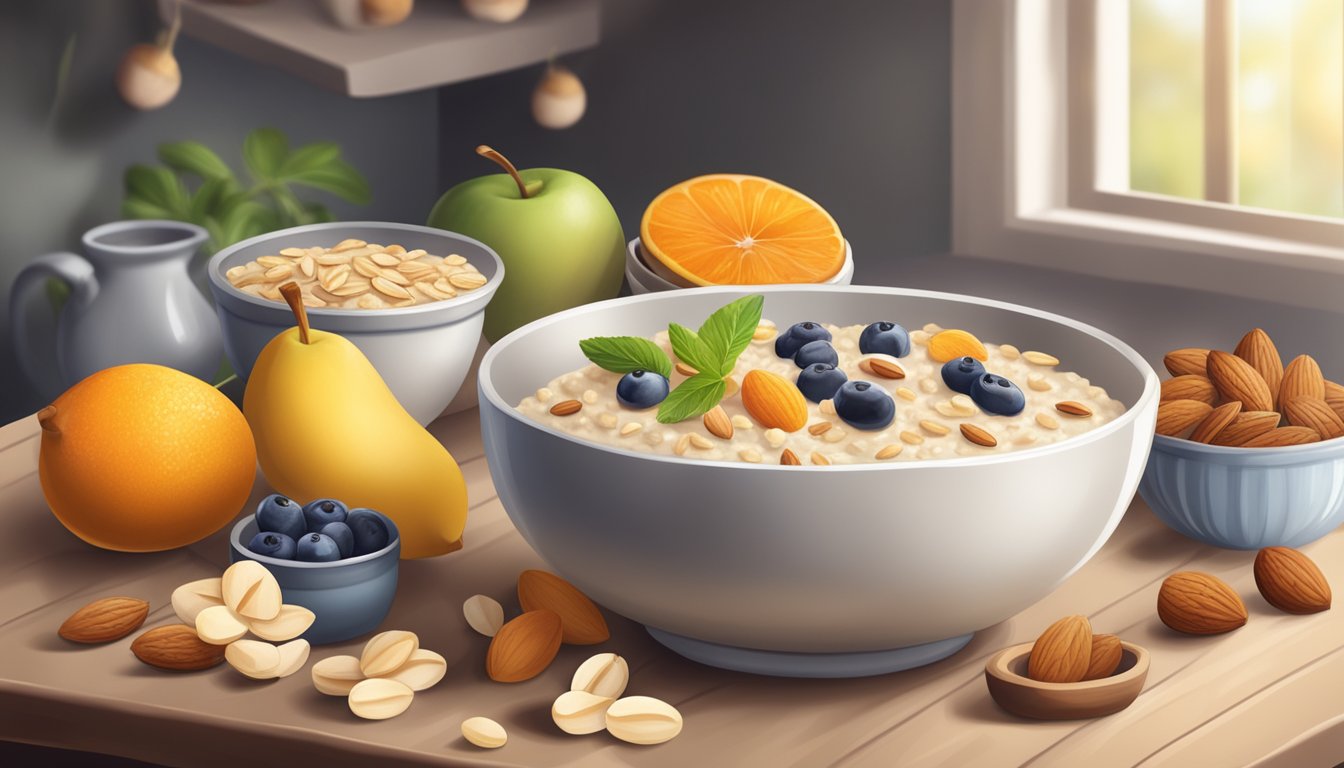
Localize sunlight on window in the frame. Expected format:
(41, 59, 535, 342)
(1130, 0, 1204, 200)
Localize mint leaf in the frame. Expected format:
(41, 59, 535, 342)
(697, 294, 764, 378)
(668, 323, 717, 373)
(158, 141, 234, 180)
(579, 336, 672, 377)
(656, 374, 727, 424)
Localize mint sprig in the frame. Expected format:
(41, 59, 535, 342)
(578, 336, 672, 378)
(657, 294, 764, 423)
(655, 374, 727, 424)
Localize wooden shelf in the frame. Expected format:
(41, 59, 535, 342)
(159, 0, 600, 98)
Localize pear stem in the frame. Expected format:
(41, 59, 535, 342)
(279, 282, 311, 344)
(36, 405, 59, 434)
(476, 144, 529, 199)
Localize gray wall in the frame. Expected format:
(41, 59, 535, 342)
(0, 1, 438, 421)
(436, 0, 951, 270)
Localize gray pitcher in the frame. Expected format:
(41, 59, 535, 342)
(10, 220, 224, 397)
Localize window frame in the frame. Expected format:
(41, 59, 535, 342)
(952, 0, 1344, 311)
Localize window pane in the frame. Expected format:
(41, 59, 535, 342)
(1237, 0, 1344, 218)
(1130, 0, 1206, 199)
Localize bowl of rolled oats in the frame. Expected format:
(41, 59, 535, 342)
(208, 222, 503, 424)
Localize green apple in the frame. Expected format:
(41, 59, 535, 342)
(428, 145, 625, 342)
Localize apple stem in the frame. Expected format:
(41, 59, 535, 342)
(279, 282, 311, 344)
(475, 144, 530, 199)
(36, 405, 59, 434)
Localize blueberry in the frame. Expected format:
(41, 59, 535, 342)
(941, 356, 987, 394)
(320, 522, 355, 559)
(970, 373, 1027, 416)
(833, 380, 896, 430)
(796, 363, 848, 402)
(859, 322, 912, 358)
(793, 340, 839, 369)
(346, 508, 391, 556)
(247, 531, 296, 560)
(303, 498, 348, 532)
(775, 322, 832, 358)
(616, 369, 670, 409)
(296, 532, 341, 562)
(255, 494, 305, 541)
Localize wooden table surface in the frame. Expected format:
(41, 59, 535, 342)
(2, 408, 1343, 768)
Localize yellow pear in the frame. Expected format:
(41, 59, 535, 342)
(243, 283, 466, 558)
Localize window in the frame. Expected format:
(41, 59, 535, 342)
(952, 0, 1344, 310)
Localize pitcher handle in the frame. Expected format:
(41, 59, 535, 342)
(9, 251, 99, 398)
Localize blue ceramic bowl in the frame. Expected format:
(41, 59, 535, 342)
(1139, 434, 1344, 549)
(229, 513, 400, 644)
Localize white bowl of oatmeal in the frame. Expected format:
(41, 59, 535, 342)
(479, 285, 1159, 677)
(208, 222, 502, 425)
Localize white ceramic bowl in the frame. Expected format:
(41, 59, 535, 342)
(479, 286, 1159, 677)
(208, 222, 503, 425)
(625, 237, 854, 294)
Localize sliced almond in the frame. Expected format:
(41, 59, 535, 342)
(225, 639, 282, 680)
(372, 276, 412, 299)
(875, 443, 904, 459)
(463, 594, 506, 637)
(171, 578, 224, 624)
(552, 690, 615, 735)
(328, 278, 370, 297)
(360, 630, 419, 677)
(449, 272, 488, 290)
(348, 678, 415, 720)
(572, 653, 629, 698)
(274, 639, 311, 678)
(263, 264, 293, 280)
(221, 560, 282, 621)
(247, 604, 316, 642)
(1023, 351, 1061, 366)
(195, 604, 249, 645)
(331, 238, 367, 252)
(376, 648, 446, 691)
(808, 421, 833, 436)
(311, 654, 365, 696)
(352, 254, 382, 278)
(378, 267, 412, 286)
(858, 357, 906, 379)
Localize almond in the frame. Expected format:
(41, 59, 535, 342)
(58, 597, 149, 644)
(1281, 354, 1326, 404)
(780, 448, 802, 465)
(741, 369, 808, 432)
(1164, 347, 1210, 377)
(1158, 571, 1247, 635)
(702, 405, 733, 439)
(1254, 547, 1332, 614)
(1026, 615, 1092, 683)
(959, 423, 997, 447)
(1282, 397, 1344, 440)
(1083, 633, 1123, 680)
(360, 630, 419, 677)
(550, 399, 582, 416)
(1055, 401, 1093, 417)
(1242, 426, 1319, 447)
(1210, 411, 1281, 446)
(1234, 329, 1284, 408)
(131, 624, 227, 671)
(1156, 399, 1214, 437)
(487, 609, 563, 683)
(1188, 401, 1241, 444)
(858, 357, 906, 379)
(1160, 375, 1218, 405)
(1324, 380, 1344, 422)
(221, 560, 282, 622)
(1207, 351, 1274, 412)
(518, 570, 609, 645)
(928, 329, 988, 362)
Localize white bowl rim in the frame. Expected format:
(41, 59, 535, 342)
(479, 284, 1161, 471)
(207, 221, 504, 319)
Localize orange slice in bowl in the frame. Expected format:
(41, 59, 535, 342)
(639, 174, 845, 286)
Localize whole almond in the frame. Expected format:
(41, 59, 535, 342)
(703, 405, 734, 439)
(1283, 397, 1344, 440)
(741, 370, 808, 432)
(1211, 411, 1281, 446)
(360, 630, 419, 677)
(377, 648, 447, 691)
(1324, 380, 1344, 422)
(550, 400, 582, 416)
(487, 609, 563, 682)
(349, 678, 415, 720)
(1026, 615, 1092, 683)
(1158, 571, 1247, 634)
(781, 448, 802, 465)
(1234, 329, 1284, 408)
(1254, 547, 1332, 614)
(1207, 351, 1274, 412)
(1242, 426, 1320, 447)
(221, 560, 282, 622)
(571, 652, 629, 699)
(518, 570, 609, 645)
(1156, 399, 1214, 437)
(1164, 348, 1210, 377)
(311, 654, 365, 696)
(226, 639, 283, 679)
(1160, 375, 1218, 405)
(248, 604, 316, 642)
(463, 594, 506, 637)
(552, 689, 615, 735)
(1083, 633, 1123, 680)
(171, 578, 224, 624)
(1281, 355, 1326, 404)
(58, 597, 149, 644)
(1189, 401, 1241, 444)
(605, 696, 684, 745)
(959, 423, 997, 447)
(131, 624, 226, 671)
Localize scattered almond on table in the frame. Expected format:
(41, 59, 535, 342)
(311, 629, 447, 719)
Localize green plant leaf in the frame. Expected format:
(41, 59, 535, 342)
(278, 141, 341, 178)
(696, 294, 764, 378)
(189, 177, 242, 223)
(218, 200, 275, 247)
(579, 336, 673, 377)
(284, 159, 372, 204)
(159, 141, 234, 180)
(304, 202, 336, 224)
(121, 195, 173, 220)
(667, 322, 717, 374)
(657, 374, 727, 424)
(124, 164, 190, 218)
(243, 127, 289, 180)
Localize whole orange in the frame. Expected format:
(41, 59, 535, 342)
(37, 364, 257, 552)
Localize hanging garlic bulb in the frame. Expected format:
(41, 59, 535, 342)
(461, 0, 528, 23)
(531, 63, 586, 130)
(116, 3, 182, 110)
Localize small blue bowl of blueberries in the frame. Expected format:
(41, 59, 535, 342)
(229, 494, 400, 644)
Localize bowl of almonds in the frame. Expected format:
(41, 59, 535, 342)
(1140, 328, 1344, 549)
(207, 222, 503, 425)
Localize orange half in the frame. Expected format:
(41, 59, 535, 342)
(640, 174, 845, 286)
